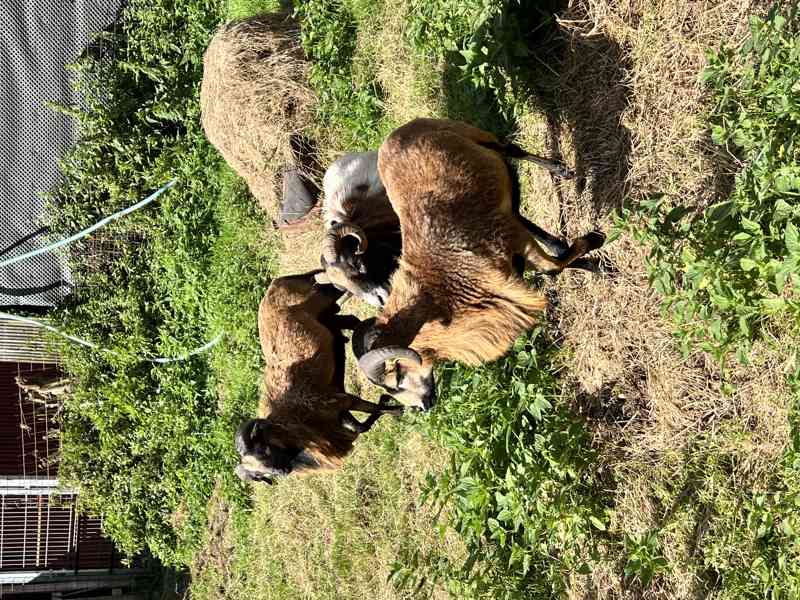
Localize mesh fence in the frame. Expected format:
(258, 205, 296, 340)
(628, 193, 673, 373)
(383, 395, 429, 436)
(0, 1, 126, 308)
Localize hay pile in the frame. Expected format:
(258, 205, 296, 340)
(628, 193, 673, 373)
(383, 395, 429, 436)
(201, 13, 318, 219)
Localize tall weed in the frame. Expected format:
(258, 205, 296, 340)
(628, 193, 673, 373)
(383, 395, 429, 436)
(294, 0, 388, 149)
(392, 330, 610, 598)
(405, 0, 561, 122)
(46, 0, 276, 565)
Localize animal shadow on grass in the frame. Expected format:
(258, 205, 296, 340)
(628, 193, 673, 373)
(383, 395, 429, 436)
(435, 0, 633, 223)
(432, 0, 631, 310)
(551, 4, 633, 222)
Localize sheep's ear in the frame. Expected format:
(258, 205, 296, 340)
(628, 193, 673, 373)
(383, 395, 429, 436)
(315, 271, 331, 284)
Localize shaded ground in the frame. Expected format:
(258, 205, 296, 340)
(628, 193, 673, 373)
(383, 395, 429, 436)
(515, 1, 792, 597)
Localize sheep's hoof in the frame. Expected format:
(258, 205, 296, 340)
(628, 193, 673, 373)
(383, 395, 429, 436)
(584, 231, 606, 251)
(340, 415, 359, 433)
(280, 162, 318, 214)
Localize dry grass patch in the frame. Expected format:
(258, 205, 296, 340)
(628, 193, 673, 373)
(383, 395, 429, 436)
(201, 12, 318, 219)
(514, 0, 786, 448)
(515, 0, 793, 597)
(189, 482, 237, 598)
(536, 0, 787, 447)
(226, 425, 461, 600)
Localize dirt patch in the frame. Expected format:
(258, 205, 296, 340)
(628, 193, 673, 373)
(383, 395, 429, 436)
(201, 13, 319, 220)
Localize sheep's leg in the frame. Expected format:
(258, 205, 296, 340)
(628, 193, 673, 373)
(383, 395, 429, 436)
(344, 394, 404, 417)
(326, 314, 362, 331)
(514, 222, 604, 275)
(341, 395, 404, 433)
(516, 215, 568, 256)
(477, 140, 574, 179)
(503, 143, 574, 179)
(513, 153, 574, 179)
(516, 216, 597, 273)
(341, 411, 386, 433)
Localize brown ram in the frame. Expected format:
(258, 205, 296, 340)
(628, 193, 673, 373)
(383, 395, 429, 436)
(235, 271, 401, 483)
(355, 118, 604, 408)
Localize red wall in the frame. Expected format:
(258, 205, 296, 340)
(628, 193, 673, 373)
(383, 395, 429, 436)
(0, 362, 129, 572)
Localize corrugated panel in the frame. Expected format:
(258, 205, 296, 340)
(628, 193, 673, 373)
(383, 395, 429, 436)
(0, 318, 59, 364)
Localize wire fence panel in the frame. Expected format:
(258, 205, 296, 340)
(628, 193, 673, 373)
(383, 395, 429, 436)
(0, 362, 133, 573)
(0, 363, 61, 477)
(0, 494, 125, 572)
(0, 1, 125, 308)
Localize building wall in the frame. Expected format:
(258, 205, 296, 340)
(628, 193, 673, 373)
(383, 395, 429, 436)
(0, 363, 132, 576)
(0, 319, 59, 365)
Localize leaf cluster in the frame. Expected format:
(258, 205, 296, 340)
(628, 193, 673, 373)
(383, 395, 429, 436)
(615, 4, 800, 363)
(404, 0, 561, 121)
(391, 330, 611, 598)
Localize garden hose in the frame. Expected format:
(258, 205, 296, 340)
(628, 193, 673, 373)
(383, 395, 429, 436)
(1, 178, 225, 363)
(0, 178, 177, 269)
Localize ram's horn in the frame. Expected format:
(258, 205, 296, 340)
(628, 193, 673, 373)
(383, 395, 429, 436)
(357, 346, 422, 385)
(322, 223, 368, 262)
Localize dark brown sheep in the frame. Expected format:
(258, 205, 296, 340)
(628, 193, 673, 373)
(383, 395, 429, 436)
(235, 271, 401, 483)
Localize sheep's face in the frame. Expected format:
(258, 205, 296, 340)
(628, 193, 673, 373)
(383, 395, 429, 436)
(234, 419, 319, 483)
(356, 342, 437, 411)
(381, 359, 436, 410)
(319, 251, 390, 307)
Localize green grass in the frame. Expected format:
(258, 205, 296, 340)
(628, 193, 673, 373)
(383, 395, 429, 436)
(226, 0, 281, 21)
(190, 419, 456, 600)
(47, 0, 278, 565)
(43, 0, 800, 596)
(392, 330, 610, 598)
(615, 4, 800, 365)
(607, 4, 800, 597)
(294, 0, 394, 150)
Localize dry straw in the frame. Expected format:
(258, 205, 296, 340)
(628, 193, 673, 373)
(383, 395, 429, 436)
(200, 13, 318, 219)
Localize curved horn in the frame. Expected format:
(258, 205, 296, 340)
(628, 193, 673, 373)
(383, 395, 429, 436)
(336, 223, 367, 254)
(357, 346, 422, 385)
(323, 223, 368, 262)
